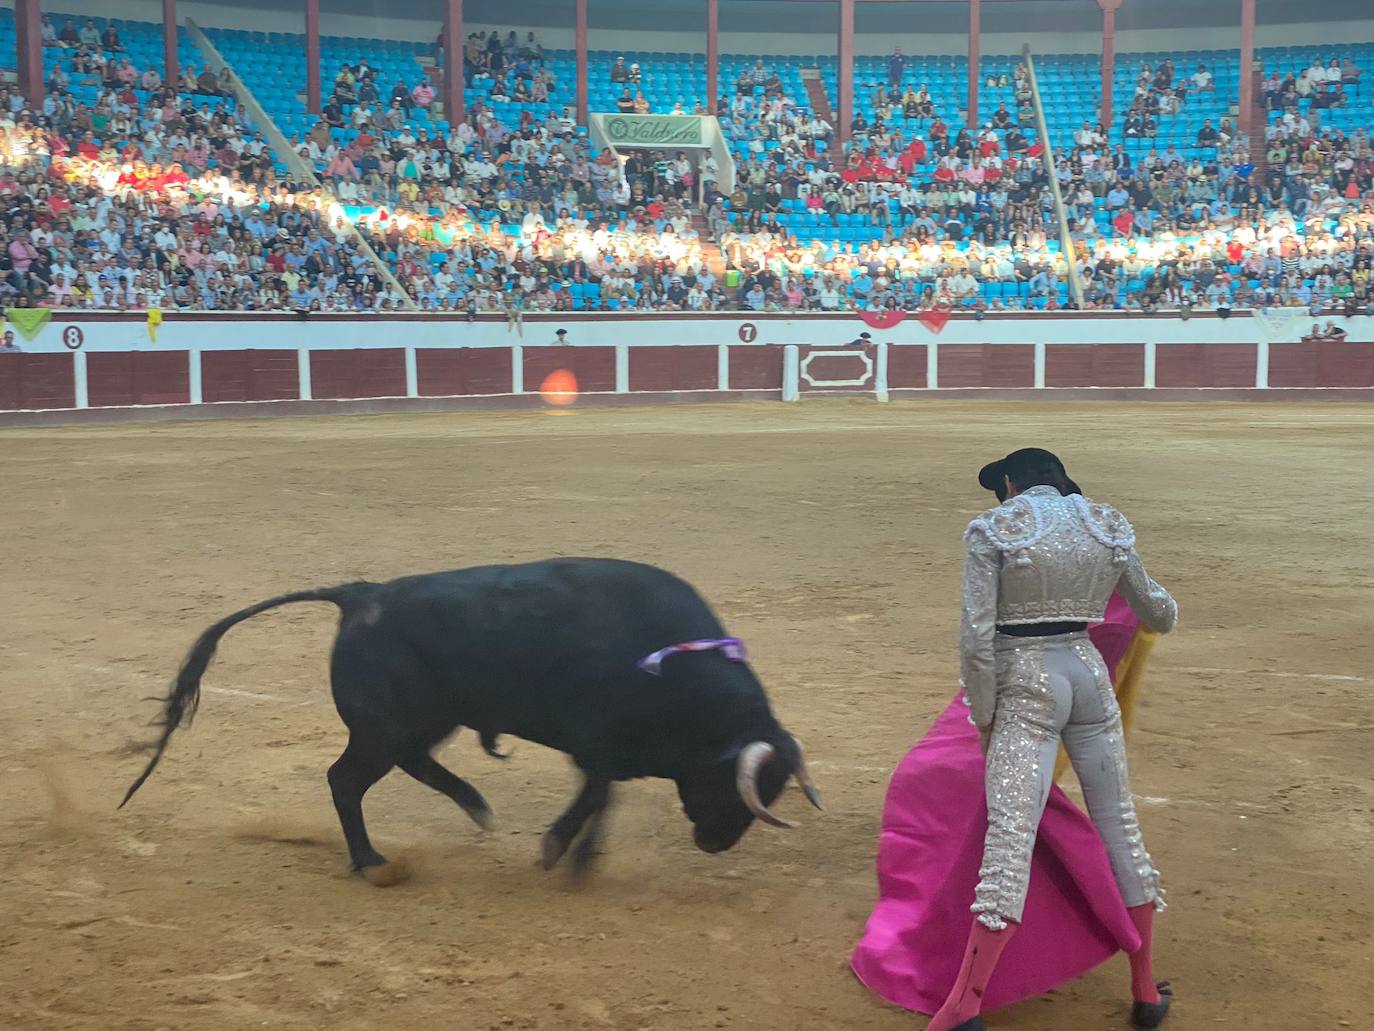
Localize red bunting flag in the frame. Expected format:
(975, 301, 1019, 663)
(860, 310, 907, 331)
(918, 308, 952, 335)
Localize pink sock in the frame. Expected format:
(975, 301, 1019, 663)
(1127, 903, 1162, 1005)
(926, 920, 1018, 1031)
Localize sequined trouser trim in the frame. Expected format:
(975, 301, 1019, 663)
(972, 633, 1164, 930)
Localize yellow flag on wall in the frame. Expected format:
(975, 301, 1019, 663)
(5, 307, 51, 341)
(147, 308, 163, 343)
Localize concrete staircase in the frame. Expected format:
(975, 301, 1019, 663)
(690, 213, 727, 277)
(801, 68, 834, 123)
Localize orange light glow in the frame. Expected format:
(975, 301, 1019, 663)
(539, 369, 579, 406)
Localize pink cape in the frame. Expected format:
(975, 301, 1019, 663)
(850, 597, 1144, 1014)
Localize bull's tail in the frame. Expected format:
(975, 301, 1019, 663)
(118, 583, 369, 808)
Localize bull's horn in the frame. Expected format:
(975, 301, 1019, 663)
(736, 741, 794, 829)
(791, 737, 824, 811)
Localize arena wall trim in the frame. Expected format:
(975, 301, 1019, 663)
(2, 313, 1372, 418)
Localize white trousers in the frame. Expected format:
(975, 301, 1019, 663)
(972, 632, 1164, 930)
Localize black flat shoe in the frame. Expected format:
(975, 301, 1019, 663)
(1131, 981, 1173, 1029)
(950, 1020, 986, 1031)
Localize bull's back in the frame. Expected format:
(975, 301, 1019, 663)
(331, 559, 728, 754)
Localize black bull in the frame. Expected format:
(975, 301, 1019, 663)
(121, 558, 822, 881)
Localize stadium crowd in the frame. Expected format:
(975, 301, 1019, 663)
(1, 17, 1372, 315)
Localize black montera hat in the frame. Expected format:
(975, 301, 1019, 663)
(978, 448, 1081, 498)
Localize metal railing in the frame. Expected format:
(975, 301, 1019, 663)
(184, 17, 418, 311)
(1021, 44, 1085, 310)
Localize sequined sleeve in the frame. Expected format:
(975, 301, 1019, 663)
(960, 522, 1002, 729)
(1117, 548, 1178, 634)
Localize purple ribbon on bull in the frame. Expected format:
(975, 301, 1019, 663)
(637, 637, 748, 676)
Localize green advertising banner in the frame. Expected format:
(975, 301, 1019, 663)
(601, 114, 704, 148)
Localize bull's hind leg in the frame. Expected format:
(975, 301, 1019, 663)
(541, 775, 611, 872)
(569, 803, 610, 879)
(327, 738, 404, 885)
(398, 753, 495, 830)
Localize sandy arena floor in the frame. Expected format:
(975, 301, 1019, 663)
(1, 400, 1371, 1030)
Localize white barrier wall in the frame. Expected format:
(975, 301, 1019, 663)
(2, 312, 1371, 415)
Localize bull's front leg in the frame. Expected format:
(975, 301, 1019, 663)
(541, 775, 611, 872)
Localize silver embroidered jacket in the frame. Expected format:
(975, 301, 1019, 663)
(960, 485, 1177, 729)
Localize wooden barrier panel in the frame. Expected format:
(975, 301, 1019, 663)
(797, 345, 874, 392)
(87, 351, 190, 407)
(1269, 340, 1374, 388)
(1045, 344, 1145, 387)
(523, 346, 615, 393)
(310, 348, 407, 399)
(1155, 344, 1255, 388)
(201, 349, 300, 402)
(938, 345, 1035, 388)
(0, 353, 76, 410)
(416, 348, 513, 396)
(628, 345, 717, 392)
(886, 345, 928, 389)
(728, 344, 784, 390)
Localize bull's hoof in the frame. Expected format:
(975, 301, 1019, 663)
(464, 804, 496, 832)
(359, 858, 412, 887)
(570, 835, 601, 879)
(540, 829, 570, 870)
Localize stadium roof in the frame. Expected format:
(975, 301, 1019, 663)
(231, 0, 1373, 38)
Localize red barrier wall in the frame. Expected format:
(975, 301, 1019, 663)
(797, 345, 873, 392)
(202, 350, 300, 403)
(310, 348, 407, 399)
(729, 344, 784, 390)
(629, 345, 718, 392)
(939, 345, 1035, 388)
(0, 353, 76, 409)
(523, 346, 615, 393)
(887, 345, 929, 389)
(1269, 340, 1374, 388)
(1156, 344, 1255, 388)
(11, 335, 1374, 417)
(87, 351, 190, 407)
(1045, 344, 1145, 388)
(417, 348, 512, 396)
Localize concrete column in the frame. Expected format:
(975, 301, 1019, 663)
(1098, 0, 1122, 128)
(163, 0, 179, 83)
(782, 345, 800, 402)
(297, 348, 312, 399)
(1239, 0, 1256, 141)
(837, 0, 854, 146)
(16, 0, 44, 109)
(404, 346, 419, 398)
(305, 0, 321, 115)
(717, 343, 730, 391)
(576, 0, 589, 125)
(188, 349, 203, 404)
(706, 0, 719, 115)
(442, 0, 464, 126)
(72, 349, 89, 409)
(967, 0, 981, 128)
